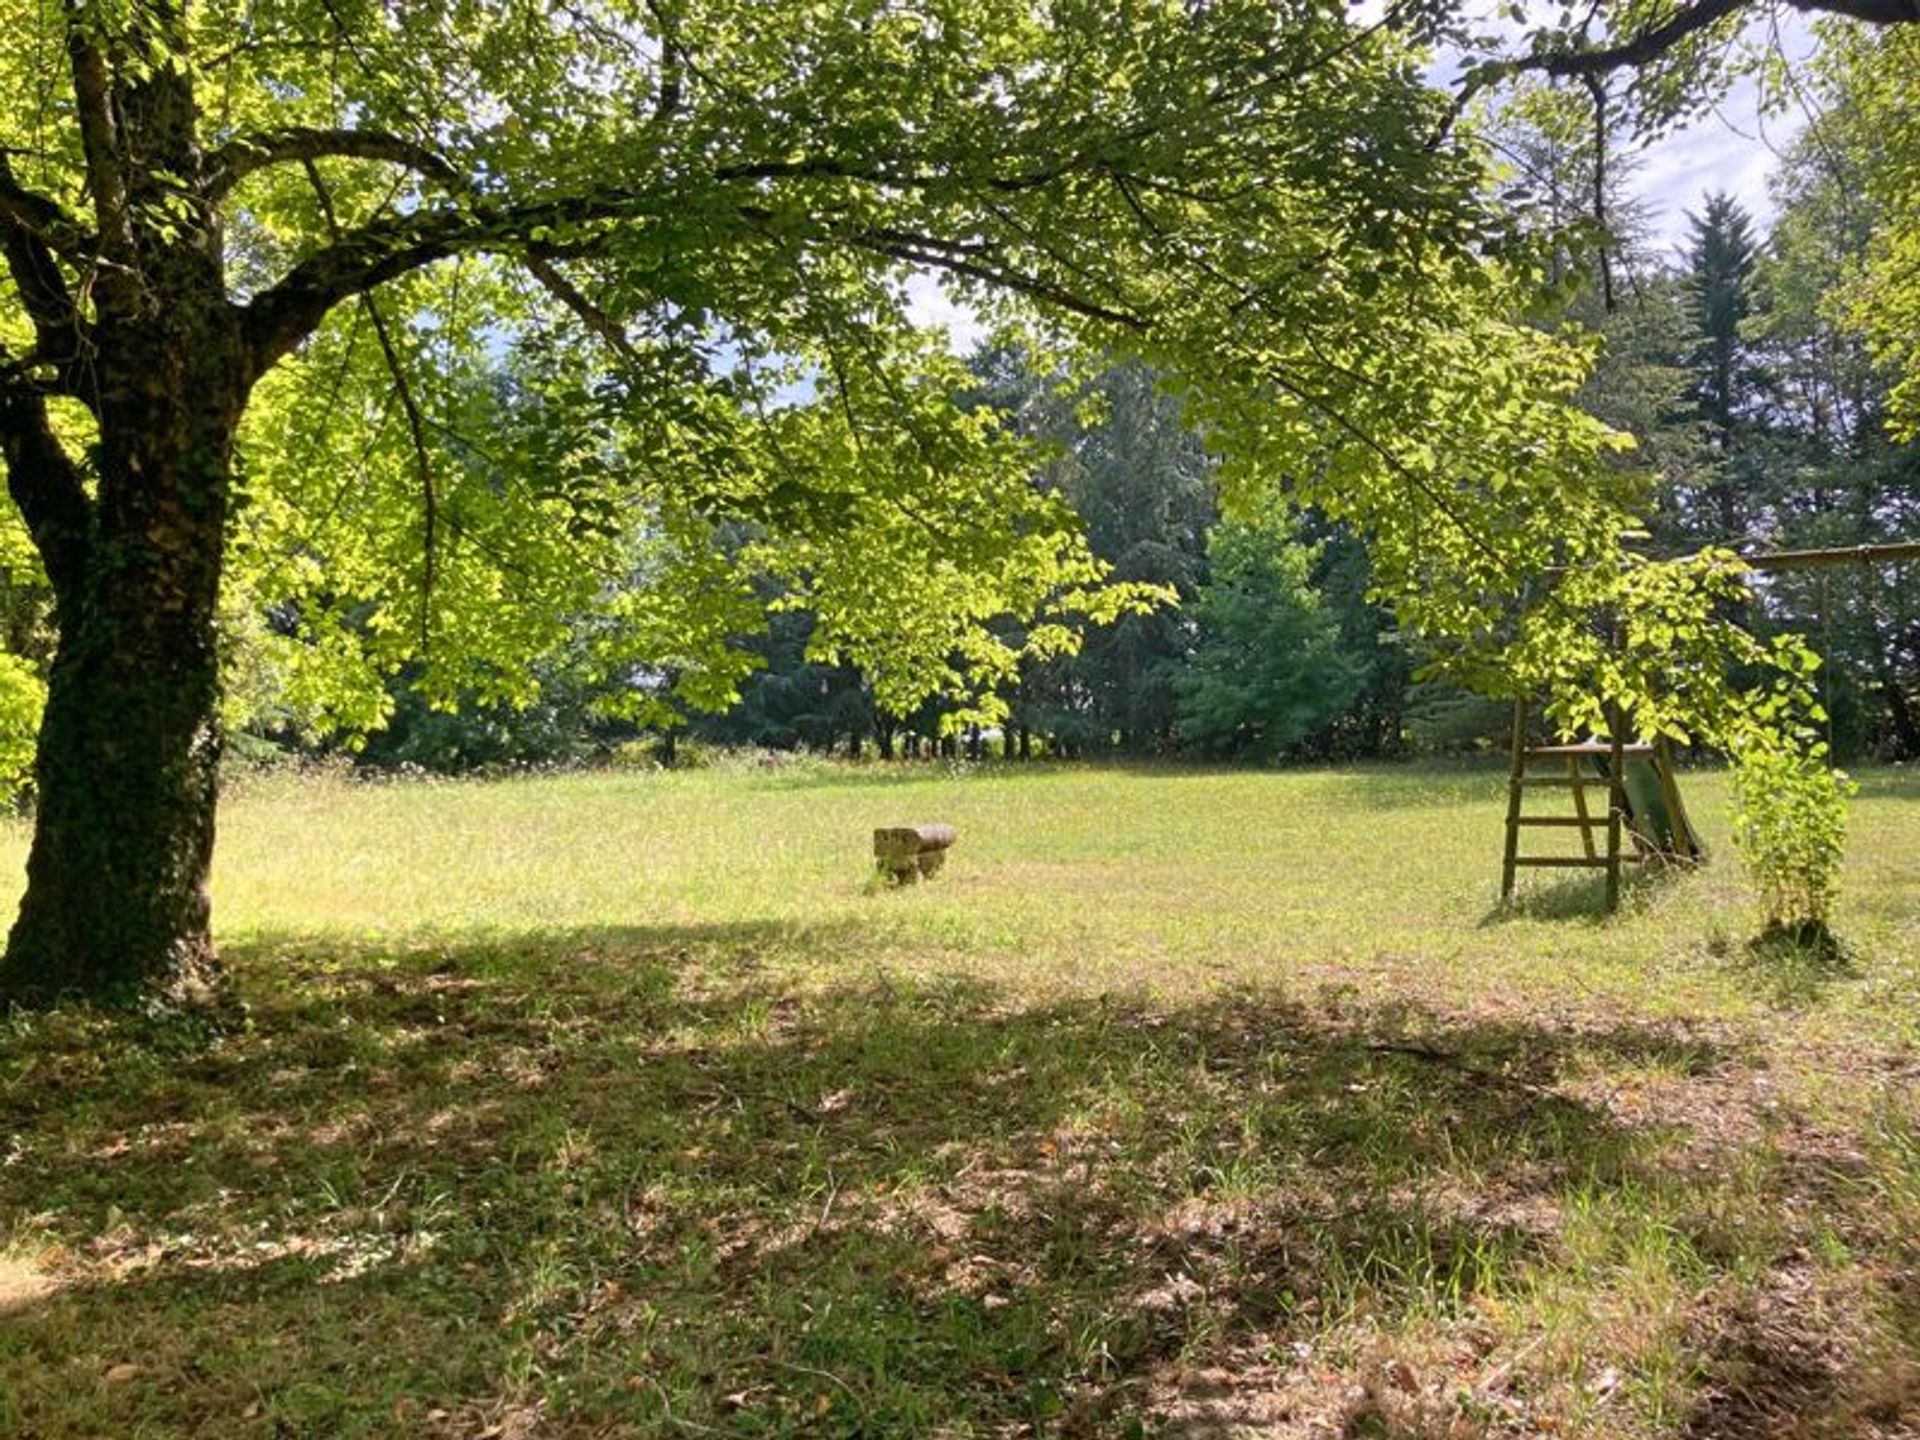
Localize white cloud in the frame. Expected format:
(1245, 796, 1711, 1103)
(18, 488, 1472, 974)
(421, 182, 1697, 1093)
(903, 270, 987, 352)
(1628, 77, 1805, 255)
(1620, 12, 1816, 254)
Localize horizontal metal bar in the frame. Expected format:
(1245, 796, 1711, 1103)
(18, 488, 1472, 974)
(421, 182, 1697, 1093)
(1741, 540, 1920, 573)
(1514, 816, 1603, 827)
(1544, 539, 1920, 579)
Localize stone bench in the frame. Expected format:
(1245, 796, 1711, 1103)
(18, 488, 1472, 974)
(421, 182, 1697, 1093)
(873, 823, 957, 882)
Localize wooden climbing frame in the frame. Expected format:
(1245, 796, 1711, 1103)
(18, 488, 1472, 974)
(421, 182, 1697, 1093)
(1500, 698, 1701, 912)
(1495, 540, 1918, 911)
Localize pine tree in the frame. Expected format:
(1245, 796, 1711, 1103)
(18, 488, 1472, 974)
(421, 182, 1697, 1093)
(1682, 192, 1765, 541)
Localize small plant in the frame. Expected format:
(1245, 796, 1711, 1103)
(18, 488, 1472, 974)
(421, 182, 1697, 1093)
(1729, 719, 1853, 939)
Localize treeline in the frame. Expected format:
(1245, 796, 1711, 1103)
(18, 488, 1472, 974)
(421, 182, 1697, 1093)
(683, 358, 1433, 764)
(340, 352, 1465, 771)
(352, 156, 1919, 772)
(0, 89, 1913, 792)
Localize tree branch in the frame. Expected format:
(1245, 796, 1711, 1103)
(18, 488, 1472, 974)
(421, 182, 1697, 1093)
(835, 224, 1149, 331)
(1524, 0, 1753, 80)
(0, 156, 93, 260)
(1796, 0, 1920, 20)
(0, 373, 93, 595)
(240, 207, 474, 374)
(206, 127, 462, 202)
(303, 160, 438, 652)
(1450, 0, 1917, 124)
(0, 156, 94, 404)
(63, 10, 133, 267)
(240, 140, 1171, 375)
(1584, 73, 1616, 313)
(520, 249, 651, 370)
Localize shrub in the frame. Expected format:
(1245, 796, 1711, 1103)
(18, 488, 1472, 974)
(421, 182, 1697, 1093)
(0, 653, 45, 804)
(1729, 724, 1853, 935)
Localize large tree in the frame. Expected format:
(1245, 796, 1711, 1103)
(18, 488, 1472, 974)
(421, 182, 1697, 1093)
(1177, 501, 1360, 760)
(2, 0, 1916, 1006)
(975, 354, 1217, 756)
(0, 0, 1533, 1005)
(1678, 192, 1764, 540)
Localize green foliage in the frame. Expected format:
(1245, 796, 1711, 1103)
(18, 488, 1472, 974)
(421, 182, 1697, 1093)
(690, 607, 875, 754)
(1454, 79, 1917, 923)
(1177, 502, 1361, 760)
(0, 652, 44, 800)
(1402, 681, 1510, 754)
(1816, 24, 1920, 441)
(1294, 515, 1415, 757)
(980, 354, 1215, 754)
(1676, 192, 1765, 540)
(1728, 673, 1855, 933)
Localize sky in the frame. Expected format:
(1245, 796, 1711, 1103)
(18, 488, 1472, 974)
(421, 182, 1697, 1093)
(1635, 110, 1787, 253)
(1626, 13, 1816, 257)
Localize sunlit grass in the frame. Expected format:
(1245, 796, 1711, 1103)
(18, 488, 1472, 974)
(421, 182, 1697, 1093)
(1, 758, 1916, 1438)
(59, 760, 1902, 1021)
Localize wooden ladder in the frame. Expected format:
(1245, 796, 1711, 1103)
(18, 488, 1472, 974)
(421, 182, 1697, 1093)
(1500, 699, 1653, 912)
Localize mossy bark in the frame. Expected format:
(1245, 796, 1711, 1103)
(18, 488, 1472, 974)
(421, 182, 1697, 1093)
(0, 250, 245, 1009)
(1, 591, 227, 1007)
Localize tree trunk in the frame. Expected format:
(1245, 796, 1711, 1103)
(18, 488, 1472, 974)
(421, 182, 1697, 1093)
(0, 17, 259, 1010)
(1875, 649, 1920, 760)
(0, 303, 245, 1009)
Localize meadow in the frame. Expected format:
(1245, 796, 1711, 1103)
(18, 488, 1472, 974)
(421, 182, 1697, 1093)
(2, 758, 1918, 1438)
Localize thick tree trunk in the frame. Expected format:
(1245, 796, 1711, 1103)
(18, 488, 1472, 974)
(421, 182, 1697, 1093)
(0, 12, 258, 1009)
(3, 589, 225, 1005)
(0, 310, 245, 1009)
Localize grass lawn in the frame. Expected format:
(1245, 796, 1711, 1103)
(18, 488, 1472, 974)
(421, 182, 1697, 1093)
(2, 758, 1918, 1438)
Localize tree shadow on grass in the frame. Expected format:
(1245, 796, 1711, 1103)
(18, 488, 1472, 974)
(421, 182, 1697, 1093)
(715, 758, 1090, 794)
(1321, 761, 1508, 813)
(1848, 768, 1920, 803)
(749, 758, 1521, 816)
(1081, 759, 1512, 814)
(0, 922, 1808, 1439)
(1479, 860, 1687, 925)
